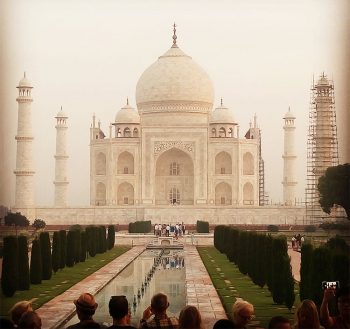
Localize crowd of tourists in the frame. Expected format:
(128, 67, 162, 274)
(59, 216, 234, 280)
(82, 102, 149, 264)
(154, 223, 185, 239)
(1, 286, 349, 329)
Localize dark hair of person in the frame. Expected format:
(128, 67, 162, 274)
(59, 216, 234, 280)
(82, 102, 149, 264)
(268, 316, 290, 329)
(212, 319, 235, 329)
(151, 293, 168, 313)
(0, 317, 15, 329)
(109, 296, 129, 320)
(179, 305, 202, 329)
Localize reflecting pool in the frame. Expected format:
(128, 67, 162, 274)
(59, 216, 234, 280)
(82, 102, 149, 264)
(63, 249, 185, 328)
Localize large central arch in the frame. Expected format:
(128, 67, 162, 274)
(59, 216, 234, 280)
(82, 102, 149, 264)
(155, 148, 194, 205)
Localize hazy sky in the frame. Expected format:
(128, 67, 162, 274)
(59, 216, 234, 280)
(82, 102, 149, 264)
(0, 0, 349, 207)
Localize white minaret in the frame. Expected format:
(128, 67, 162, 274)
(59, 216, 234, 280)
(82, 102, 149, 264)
(54, 107, 69, 206)
(282, 107, 297, 205)
(14, 73, 35, 208)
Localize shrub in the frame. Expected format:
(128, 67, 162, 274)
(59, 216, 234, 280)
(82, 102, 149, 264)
(73, 229, 81, 263)
(30, 239, 42, 284)
(284, 256, 295, 310)
(80, 231, 87, 262)
(18, 235, 30, 290)
(59, 230, 67, 269)
(196, 220, 209, 233)
(39, 231, 52, 280)
(305, 225, 316, 232)
(86, 226, 97, 257)
(1, 236, 19, 296)
(107, 225, 115, 250)
(66, 230, 75, 267)
(32, 218, 46, 230)
(128, 220, 152, 233)
(52, 231, 61, 273)
(267, 224, 279, 232)
(4, 212, 29, 227)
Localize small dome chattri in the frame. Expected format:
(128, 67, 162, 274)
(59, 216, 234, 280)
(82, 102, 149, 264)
(284, 107, 295, 119)
(56, 106, 67, 118)
(18, 73, 33, 88)
(210, 100, 235, 124)
(115, 100, 140, 124)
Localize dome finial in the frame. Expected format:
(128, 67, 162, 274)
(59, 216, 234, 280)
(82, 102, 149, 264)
(172, 22, 178, 48)
(220, 98, 223, 106)
(127, 97, 129, 106)
(24, 71, 26, 78)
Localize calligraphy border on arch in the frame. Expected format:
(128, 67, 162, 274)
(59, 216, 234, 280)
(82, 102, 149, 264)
(154, 141, 194, 157)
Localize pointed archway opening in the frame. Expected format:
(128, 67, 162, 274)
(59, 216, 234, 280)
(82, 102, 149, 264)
(155, 148, 194, 205)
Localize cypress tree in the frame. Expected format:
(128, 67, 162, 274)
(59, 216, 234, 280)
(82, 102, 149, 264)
(39, 231, 52, 280)
(265, 234, 274, 291)
(18, 235, 30, 290)
(271, 236, 288, 304)
(66, 230, 75, 267)
(59, 230, 67, 269)
(284, 255, 295, 310)
(255, 233, 266, 288)
(331, 252, 349, 290)
(30, 238, 42, 284)
(73, 229, 81, 264)
(52, 231, 61, 273)
(300, 243, 313, 300)
(311, 246, 331, 307)
(238, 231, 249, 275)
(1, 235, 19, 297)
(80, 230, 87, 262)
(107, 225, 115, 250)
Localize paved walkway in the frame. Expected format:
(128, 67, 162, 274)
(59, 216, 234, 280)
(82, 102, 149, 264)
(288, 248, 301, 282)
(36, 246, 145, 329)
(184, 245, 227, 328)
(36, 243, 227, 329)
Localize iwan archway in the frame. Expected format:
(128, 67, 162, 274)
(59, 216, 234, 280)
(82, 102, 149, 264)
(155, 148, 194, 205)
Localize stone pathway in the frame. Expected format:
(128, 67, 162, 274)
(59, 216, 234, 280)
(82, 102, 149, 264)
(288, 248, 301, 282)
(184, 245, 227, 329)
(36, 246, 145, 329)
(36, 244, 227, 329)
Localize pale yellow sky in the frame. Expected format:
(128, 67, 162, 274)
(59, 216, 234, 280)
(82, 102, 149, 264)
(0, 0, 349, 207)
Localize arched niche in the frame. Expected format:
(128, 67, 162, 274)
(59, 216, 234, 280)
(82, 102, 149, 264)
(117, 151, 134, 174)
(96, 182, 106, 205)
(155, 148, 194, 205)
(215, 182, 232, 205)
(215, 151, 232, 174)
(117, 182, 134, 205)
(243, 152, 254, 175)
(243, 182, 254, 205)
(219, 127, 226, 137)
(96, 152, 106, 175)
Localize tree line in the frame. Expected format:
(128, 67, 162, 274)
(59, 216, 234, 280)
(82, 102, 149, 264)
(1, 225, 116, 297)
(300, 236, 349, 308)
(214, 225, 295, 310)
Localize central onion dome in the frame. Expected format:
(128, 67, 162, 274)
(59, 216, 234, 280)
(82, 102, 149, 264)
(136, 26, 214, 114)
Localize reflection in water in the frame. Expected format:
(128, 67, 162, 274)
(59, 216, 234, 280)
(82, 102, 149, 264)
(63, 249, 185, 328)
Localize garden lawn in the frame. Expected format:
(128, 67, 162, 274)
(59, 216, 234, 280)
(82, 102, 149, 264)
(0, 246, 130, 316)
(197, 246, 300, 329)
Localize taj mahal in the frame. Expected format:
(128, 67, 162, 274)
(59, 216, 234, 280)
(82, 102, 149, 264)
(12, 26, 306, 225)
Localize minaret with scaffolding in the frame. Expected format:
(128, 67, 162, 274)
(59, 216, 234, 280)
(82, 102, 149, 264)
(305, 73, 339, 222)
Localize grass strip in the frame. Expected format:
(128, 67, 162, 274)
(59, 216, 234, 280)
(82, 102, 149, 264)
(197, 246, 300, 328)
(0, 246, 130, 316)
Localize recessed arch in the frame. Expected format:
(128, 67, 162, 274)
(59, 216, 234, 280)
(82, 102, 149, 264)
(96, 182, 106, 206)
(133, 128, 139, 137)
(243, 182, 254, 205)
(124, 127, 131, 137)
(155, 148, 194, 205)
(96, 152, 106, 175)
(117, 151, 134, 174)
(243, 152, 254, 175)
(211, 128, 216, 137)
(215, 182, 232, 205)
(215, 151, 232, 174)
(219, 127, 226, 137)
(117, 182, 134, 205)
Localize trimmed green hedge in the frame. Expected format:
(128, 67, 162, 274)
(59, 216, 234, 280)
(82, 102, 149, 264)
(196, 220, 209, 233)
(129, 220, 152, 233)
